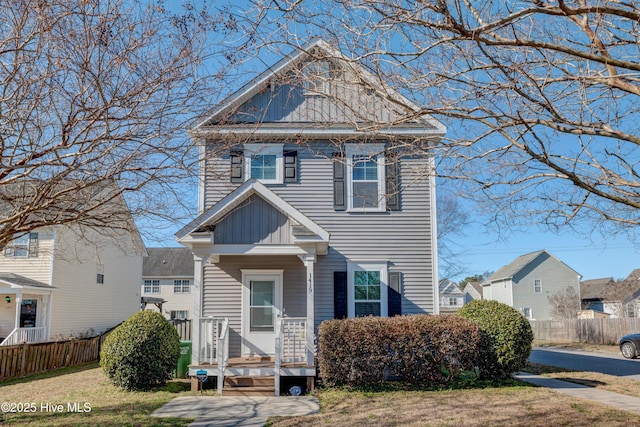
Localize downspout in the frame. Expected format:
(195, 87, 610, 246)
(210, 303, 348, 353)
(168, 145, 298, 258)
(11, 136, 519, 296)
(429, 155, 440, 315)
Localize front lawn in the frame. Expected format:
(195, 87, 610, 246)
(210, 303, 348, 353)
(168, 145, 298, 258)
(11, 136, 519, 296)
(0, 363, 196, 426)
(267, 386, 637, 426)
(2, 359, 640, 426)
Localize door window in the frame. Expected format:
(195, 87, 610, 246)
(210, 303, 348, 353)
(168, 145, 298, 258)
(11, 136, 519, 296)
(250, 280, 275, 332)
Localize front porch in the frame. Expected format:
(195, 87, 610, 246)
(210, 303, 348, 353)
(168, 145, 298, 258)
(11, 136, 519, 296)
(189, 317, 316, 396)
(0, 273, 54, 346)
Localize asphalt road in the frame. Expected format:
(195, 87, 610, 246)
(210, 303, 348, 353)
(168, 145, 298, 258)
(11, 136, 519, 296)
(529, 347, 640, 380)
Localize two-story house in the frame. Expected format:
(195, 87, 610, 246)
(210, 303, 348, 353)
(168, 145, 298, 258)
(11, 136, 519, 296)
(481, 250, 581, 320)
(0, 220, 144, 345)
(176, 39, 446, 395)
(141, 247, 194, 321)
(439, 279, 465, 313)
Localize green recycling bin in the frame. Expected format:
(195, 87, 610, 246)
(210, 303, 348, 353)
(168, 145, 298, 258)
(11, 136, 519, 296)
(175, 340, 192, 379)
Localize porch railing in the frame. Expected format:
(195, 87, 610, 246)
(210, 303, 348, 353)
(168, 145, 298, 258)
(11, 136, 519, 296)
(275, 317, 309, 396)
(198, 317, 229, 365)
(1, 327, 47, 346)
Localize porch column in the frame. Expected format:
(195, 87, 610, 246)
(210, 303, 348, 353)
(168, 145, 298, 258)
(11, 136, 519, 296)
(44, 294, 52, 341)
(13, 291, 21, 331)
(191, 254, 205, 366)
(300, 250, 316, 366)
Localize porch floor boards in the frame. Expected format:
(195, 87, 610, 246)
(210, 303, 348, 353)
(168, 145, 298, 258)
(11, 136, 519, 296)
(193, 357, 313, 369)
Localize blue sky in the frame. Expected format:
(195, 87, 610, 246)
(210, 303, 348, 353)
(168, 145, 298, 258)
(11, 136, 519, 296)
(452, 226, 639, 282)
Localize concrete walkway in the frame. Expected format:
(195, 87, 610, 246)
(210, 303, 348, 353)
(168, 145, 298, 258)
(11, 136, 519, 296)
(152, 374, 640, 426)
(151, 396, 320, 427)
(514, 372, 640, 415)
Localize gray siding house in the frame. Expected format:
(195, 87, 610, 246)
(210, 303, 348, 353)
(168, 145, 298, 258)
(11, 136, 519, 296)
(482, 250, 581, 320)
(176, 39, 445, 394)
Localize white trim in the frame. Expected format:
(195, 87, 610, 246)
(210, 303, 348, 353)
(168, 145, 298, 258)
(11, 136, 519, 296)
(176, 180, 330, 244)
(241, 269, 284, 356)
(211, 244, 307, 256)
(429, 155, 440, 314)
(345, 143, 386, 212)
(347, 261, 389, 317)
(244, 143, 284, 184)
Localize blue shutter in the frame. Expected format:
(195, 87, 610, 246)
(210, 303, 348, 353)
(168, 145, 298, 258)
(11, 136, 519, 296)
(334, 271, 348, 319)
(388, 272, 402, 316)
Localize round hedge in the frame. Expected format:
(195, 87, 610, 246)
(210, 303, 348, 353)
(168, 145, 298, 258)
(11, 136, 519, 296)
(457, 300, 533, 379)
(100, 310, 180, 390)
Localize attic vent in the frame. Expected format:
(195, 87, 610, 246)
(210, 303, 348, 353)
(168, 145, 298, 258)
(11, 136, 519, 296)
(302, 61, 333, 95)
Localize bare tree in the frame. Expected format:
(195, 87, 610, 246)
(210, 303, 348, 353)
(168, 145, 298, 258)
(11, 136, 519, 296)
(241, 1, 640, 235)
(548, 286, 580, 319)
(437, 193, 470, 279)
(0, 0, 237, 248)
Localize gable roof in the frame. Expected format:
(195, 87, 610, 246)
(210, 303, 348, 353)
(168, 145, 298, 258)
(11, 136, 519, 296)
(439, 279, 464, 296)
(190, 38, 446, 138)
(143, 247, 194, 277)
(175, 179, 329, 252)
(483, 250, 581, 284)
(580, 277, 615, 300)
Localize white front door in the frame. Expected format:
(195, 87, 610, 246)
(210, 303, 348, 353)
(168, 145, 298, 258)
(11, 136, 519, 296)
(241, 270, 283, 356)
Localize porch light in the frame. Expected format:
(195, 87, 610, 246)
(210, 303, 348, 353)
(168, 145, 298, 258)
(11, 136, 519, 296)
(5, 296, 10, 303)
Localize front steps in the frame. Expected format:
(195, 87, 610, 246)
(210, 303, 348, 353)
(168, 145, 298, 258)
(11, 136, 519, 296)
(223, 376, 275, 396)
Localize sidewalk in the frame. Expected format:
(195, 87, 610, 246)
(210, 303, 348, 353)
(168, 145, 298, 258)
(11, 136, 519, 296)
(151, 395, 320, 427)
(514, 372, 640, 415)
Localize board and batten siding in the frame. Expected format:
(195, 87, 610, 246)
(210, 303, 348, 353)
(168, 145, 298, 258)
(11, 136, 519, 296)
(227, 65, 409, 125)
(202, 143, 436, 338)
(512, 255, 580, 320)
(213, 194, 293, 245)
(202, 255, 306, 357)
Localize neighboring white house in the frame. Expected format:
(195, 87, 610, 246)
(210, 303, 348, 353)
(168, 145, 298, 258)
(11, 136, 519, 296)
(141, 247, 194, 320)
(481, 250, 581, 320)
(0, 222, 145, 345)
(439, 279, 465, 313)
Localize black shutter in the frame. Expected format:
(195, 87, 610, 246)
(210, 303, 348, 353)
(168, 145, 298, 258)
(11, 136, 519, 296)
(230, 150, 244, 183)
(386, 152, 400, 211)
(388, 272, 402, 316)
(284, 150, 298, 183)
(334, 271, 348, 319)
(333, 152, 346, 210)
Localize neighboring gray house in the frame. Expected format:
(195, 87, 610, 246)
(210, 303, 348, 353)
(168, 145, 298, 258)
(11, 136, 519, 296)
(141, 247, 194, 320)
(462, 280, 483, 303)
(176, 39, 445, 394)
(439, 279, 465, 313)
(481, 250, 581, 320)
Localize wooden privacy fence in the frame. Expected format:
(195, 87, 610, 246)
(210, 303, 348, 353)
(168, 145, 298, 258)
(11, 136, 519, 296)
(531, 318, 640, 345)
(0, 334, 109, 380)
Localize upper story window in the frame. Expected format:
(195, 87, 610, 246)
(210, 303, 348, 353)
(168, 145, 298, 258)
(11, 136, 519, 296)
(96, 264, 105, 284)
(144, 279, 160, 294)
(230, 144, 297, 185)
(4, 232, 38, 257)
(345, 143, 386, 212)
(173, 279, 191, 294)
(533, 279, 542, 293)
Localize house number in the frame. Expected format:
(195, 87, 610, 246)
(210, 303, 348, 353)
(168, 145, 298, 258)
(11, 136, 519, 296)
(308, 273, 313, 293)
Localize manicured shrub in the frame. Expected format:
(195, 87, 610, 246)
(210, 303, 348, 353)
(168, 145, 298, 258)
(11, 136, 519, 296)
(100, 310, 180, 391)
(457, 300, 534, 379)
(318, 315, 483, 388)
